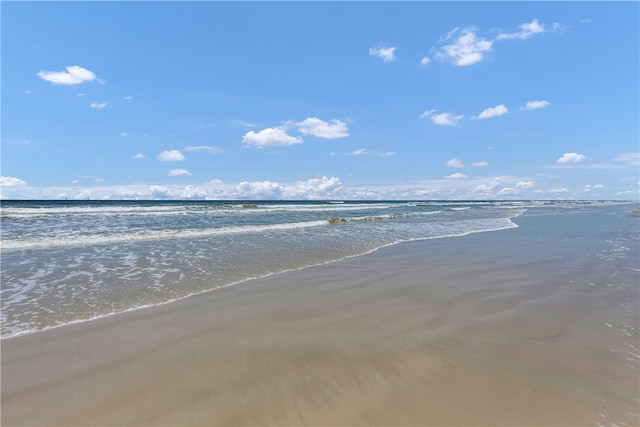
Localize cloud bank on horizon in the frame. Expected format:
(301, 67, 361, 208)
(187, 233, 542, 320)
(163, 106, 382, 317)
(2, 2, 638, 200)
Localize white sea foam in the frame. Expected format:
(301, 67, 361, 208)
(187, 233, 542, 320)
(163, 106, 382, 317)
(2, 219, 329, 251)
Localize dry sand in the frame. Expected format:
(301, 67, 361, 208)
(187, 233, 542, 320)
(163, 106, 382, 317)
(2, 214, 639, 426)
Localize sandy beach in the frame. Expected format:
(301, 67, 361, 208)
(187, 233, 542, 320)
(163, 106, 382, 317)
(2, 211, 639, 426)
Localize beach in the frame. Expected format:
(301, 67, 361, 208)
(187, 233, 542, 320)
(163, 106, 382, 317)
(2, 208, 639, 426)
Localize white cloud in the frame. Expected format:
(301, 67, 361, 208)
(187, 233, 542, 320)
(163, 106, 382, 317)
(435, 27, 493, 66)
(349, 149, 369, 156)
(420, 57, 431, 66)
(242, 128, 303, 148)
(445, 158, 465, 168)
(120, 132, 129, 137)
(90, 101, 109, 109)
(433, 113, 464, 126)
(496, 19, 545, 40)
(516, 180, 534, 189)
(132, 153, 146, 159)
(557, 152, 586, 164)
(76, 92, 86, 97)
(158, 150, 185, 161)
(474, 177, 502, 192)
(369, 44, 397, 62)
(0, 174, 629, 201)
(234, 176, 343, 200)
(445, 173, 468, 179)
(37, 65, 99, 85)
(185, 146, 224, 154)
(0, 176, 28, 186)
(475, 104, 508, 119)
(168, 169, 192, 177)
(124, 96, 133, 102)
(294, 117, 349, 139)
(472, 161, 489, 167)
(348, 149, 395, 157)
(423, 111, 464, 126)
(584, 184, 604, 192)
(523, 100, 550, 110)
(149, 186, 172, 199)
(613, 152, 640, 166)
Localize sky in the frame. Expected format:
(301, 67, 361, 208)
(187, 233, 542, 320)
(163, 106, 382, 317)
(2, 1, 639, 200)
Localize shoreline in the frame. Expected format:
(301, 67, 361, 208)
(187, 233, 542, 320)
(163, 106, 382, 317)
(2, 209, 638, 425)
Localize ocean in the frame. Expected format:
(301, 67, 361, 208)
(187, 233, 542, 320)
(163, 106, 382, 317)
(0, 199, 635, 339)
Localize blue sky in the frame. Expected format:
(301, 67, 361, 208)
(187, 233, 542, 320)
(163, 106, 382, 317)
(2, 1, 638, 200)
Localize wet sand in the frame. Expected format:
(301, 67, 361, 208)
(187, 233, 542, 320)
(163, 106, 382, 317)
(2, 212, 639, 426)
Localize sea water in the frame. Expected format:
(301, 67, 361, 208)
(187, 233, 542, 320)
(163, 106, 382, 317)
(0, 199, 633, 338)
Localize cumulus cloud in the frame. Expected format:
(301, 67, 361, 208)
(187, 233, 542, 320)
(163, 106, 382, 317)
(420, 57, 431, 66)
(557, 152, 586, 164)
(90, 101, 109, 109)
(132, 153, 146, 159)
(435, 27, 493, 66)
(149, 186, 172, 199)
(168, 169, 192, 177)
(185, 146, 224, 154)
(242, 128, 303, 148)
(234, 176, 342, 200)
(421, 110, 464, 126)
(433, 113, 464, 126)
(445, 158, 465, 168)
(0, 176, 28, 186)
(522, 100, 550, 110)
(496, 19, 545, 40)
(294, 117, 349, 139)
(445, 172, 468, 179)
(369, 44, 397, 62)
(158, 150, 185, 161)
(0, 174, 624, 200)
(475, 104, 508, 119)
(472, 161, 489, 167)
(433, 19, 552, 67)
(37, 65, 100, 85)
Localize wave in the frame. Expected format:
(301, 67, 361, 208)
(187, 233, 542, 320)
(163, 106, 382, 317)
(1, 219, 329, 251)
(0, 202, 401, 220)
